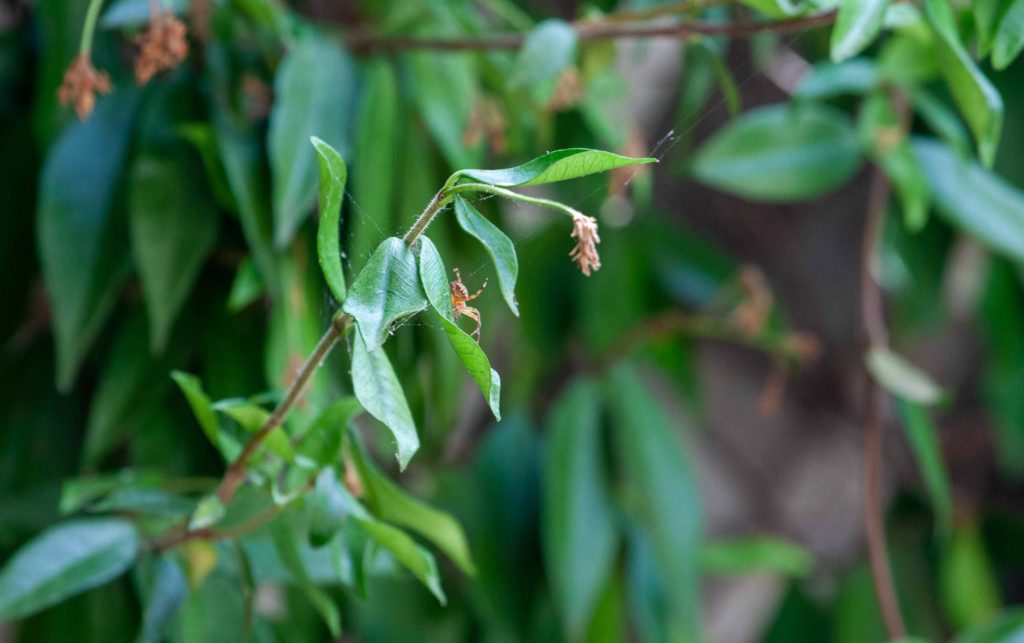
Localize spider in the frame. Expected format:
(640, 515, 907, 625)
(450, 268, 487, 341)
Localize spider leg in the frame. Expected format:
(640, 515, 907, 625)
(461, 306, 481, 340)
(465, 278, 488, 302)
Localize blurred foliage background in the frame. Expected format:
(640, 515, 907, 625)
(3, 0, 1024, 641)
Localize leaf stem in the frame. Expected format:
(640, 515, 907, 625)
(860, 164, 907, 640)
(79, 0, 107, 55)
(402, 189, 449, 246)
(447, 183, 582, 218)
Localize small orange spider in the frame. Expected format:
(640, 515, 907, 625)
(450, 268, 487, 341)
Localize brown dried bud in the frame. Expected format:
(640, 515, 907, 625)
(569, 212, 602, 277)
(730, 265, 773, 337)
(546, 67, 584, 112)
(134, 10, 189, 85)
(58, 54, 113, 120)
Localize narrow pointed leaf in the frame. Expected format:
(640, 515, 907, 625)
(449, 148, 655, 189)
(268, 33, 355, 246)
(543, 379, 618, 641)
(349, 436, 476, 575)
(898, 400, 953, 537)
(0, 519, 139, 621)
(270, 519, 342, 637)
(171, 371, 241, 460)
(454, 196, 519, 316)
(342, 237, 428, 350)
(699, 537, 813, 577)
(418, 237, 501, 419)
(830, 0, 890, 62)
(357, 517, 447, 605)
(924, 0, 1004, 167)
(296, 397, 363, 468)
(311, 136, 347, 303)
(212, 400, 293, 462)
(38, 90, 138, 390)
(136, 555, 188, 643)
(350, 329, 419, 469)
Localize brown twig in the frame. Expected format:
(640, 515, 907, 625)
(346, 10, 837, 53)
(860, 165, 907, 639)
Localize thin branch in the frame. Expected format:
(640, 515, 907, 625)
(216, 312, 351, 504)
(347, 10, 837, 53)
(860, 165, 907, 639)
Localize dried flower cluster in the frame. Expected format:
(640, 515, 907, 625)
(569, 212, 602, 276)
(730, 265, 773, 336)
(134, 10, 189, 85)
(546, 67, 584, 112)
(58, 55, 112, 120)
(463, 98, 508, 155)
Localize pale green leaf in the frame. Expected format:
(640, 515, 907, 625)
(691, 104, 863, 202)
(795, 58, 879, 100)
(924, 0, 1004, 167)
(543, 379, 618, 641)
(342, 237, 428, 351)
(295, 397, 363, 468)
(129, 153, 218, 351)
(913, 138, 1024, 263)
(268, 33, 355, 246)
(136, 555, 188, 643)
(993, 0, 1024, 69)
(0, 519, 139, 621)
(953, 609, 1024, 643)
(508, 19, 578, 89)
(349, 436, 476, 575)
(350, 329, 419, 469)
(866, 347, 946, 405)
(357, 517, 446, 605)
(831, 0, 891, 62)
(270, 518, 342, 636)
(170, 371, 238, 458)
(311, 136, 348, 303)
(898, 400, 953, 536)
(418, 236, 501, 419)
(974, 0, 1016, 55)
(448, 148, 656, 189)
(188, 495, 225, 531)
(941, 522, 1002, 629)
(307, 468, 351, 548)
(100, 0, 186, 28)
(453, 196, 519, 316)
(212, 399, 294, 462)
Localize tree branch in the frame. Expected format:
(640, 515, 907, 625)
(860, 165, 907, 639)
(346, 10, 837, 53)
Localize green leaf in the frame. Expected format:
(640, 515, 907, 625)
(923, 0, 1004, 167)
(349, 435, 476, 575)
(859, 92, 930, 231)
(700, 537, 814, 577)
(543, 379, 618, 641)
(296, 397, 363, 468)
(212, 399, 294, 462)
(188, 495, 225, 531)
(311, 136, 348, 303)
(357, 517, 447, 605)
(307, 468, 351, 547)
(913, 138, 1024, 263)
(993, 0, 1024, 69)
(898, 400, 953, 537)
(129, 153, 218, 351)
(350, 328, 419, 469)
(737, 0, 801, 17)
(954, 609, 1024, 643)
(795, 59, 879, 100)
(407, 31, 479, 169)
(350, 60, 399, 267)
(453, 197, 519, 316)
(866, 347, 947, 406)
(214, 115, 278, 296)
(100, 0, 186, 28)
(38, 90, 138, 390)
(974, 0, 1016, 56)
(136, 555, 188, 643)
(0, 518, 139, 621)
(941, 521, 1002, 629)
(448, 148, 656, 189)
(831, 0, 891, 62)
(343, 237, 428, 350)
(226, 257, 263, 312)
(171, 371, 240, 460)
(606, 365, 702, 641)
(270, 518, 342, 636)
(268, 32, 355, 246)
(508, 19, 578, 89)
(418, 236, 501, 419)
(691, 104, 863, 202)
(911, 89, 972, 157)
